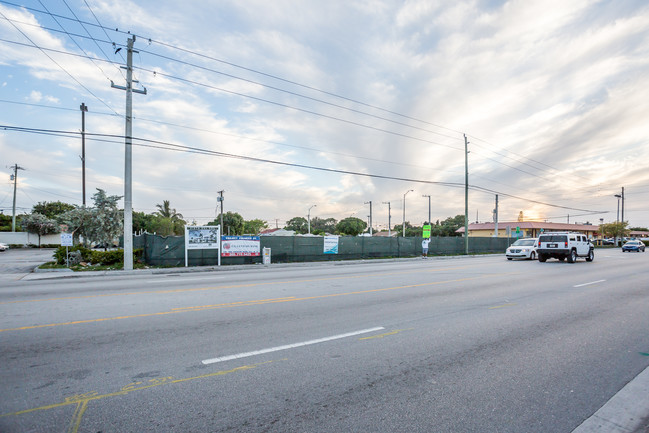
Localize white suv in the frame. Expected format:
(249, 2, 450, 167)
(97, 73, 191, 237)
(537, 232, 594, 263)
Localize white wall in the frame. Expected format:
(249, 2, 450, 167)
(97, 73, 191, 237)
(0, 232, 62, 246)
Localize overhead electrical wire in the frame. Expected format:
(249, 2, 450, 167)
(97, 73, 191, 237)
(0, 10, 120, 116)
(0, 2, 615, 201)
(0, 1, 584, 179)
(0, 124, 609, 215)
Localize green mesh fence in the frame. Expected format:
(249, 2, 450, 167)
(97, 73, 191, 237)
(135, 234, 512, 266)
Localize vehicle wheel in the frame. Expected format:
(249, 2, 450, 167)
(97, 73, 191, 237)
(567, 249, 577, 263)
(558, 257, 565, 261)
(530, 252, 536, 260)
(586, 249, 594, 262)
(538, 254, 547, 262)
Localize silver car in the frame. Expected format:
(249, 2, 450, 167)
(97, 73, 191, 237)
(506, 238, 538, 260)
(0, 242, 8, 251)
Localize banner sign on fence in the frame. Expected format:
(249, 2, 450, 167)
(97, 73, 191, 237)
(221, 236, 260, 257)
(324, 235, 339, 254)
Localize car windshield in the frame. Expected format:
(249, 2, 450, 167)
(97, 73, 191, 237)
(512, 239, 536, 246)
(626, 241, 640, 245)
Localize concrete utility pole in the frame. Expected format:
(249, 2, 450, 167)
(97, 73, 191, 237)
(464, 134, 469, 255)
(80, 103, 88, 206)
(10, 164, 24, 232)
(365, 201, 373, 235)
(217, 190, 224, 266)
(403, 189, 413, 237)
(493, 194, 499, 237)
(383, 201, 391, 237)
(422, 194, 431, 225)
(111, 36, 147, 270)
(621, 187, 625, 224)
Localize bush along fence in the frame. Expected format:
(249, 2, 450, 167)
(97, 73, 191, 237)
(134, 234, 512, 267)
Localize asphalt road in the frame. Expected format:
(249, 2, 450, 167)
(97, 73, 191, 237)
(1, 249, 648, 432)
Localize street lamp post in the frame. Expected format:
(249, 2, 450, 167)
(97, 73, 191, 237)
(308, 204, 316, 234)
(383, 202, 391, 237)
(403, 189, 413, 237)
(422, 194, 431, 225)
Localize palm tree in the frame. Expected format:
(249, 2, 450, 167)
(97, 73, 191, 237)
(155, 200, 183, 220)
(154, 200, 185, 235)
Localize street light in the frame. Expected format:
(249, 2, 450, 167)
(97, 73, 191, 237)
(422, 194, 431, 225)
(383, 201, 391, 237)
(403, 189, 413, 237)
(307, 204, 316, 234)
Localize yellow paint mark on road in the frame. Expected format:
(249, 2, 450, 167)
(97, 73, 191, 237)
(66, 400, 88, 433)
(359, 328, 411, 340)
(0, 274, 507, 333)
(0, 361, 275, 421)
(488, 303, 517, 309)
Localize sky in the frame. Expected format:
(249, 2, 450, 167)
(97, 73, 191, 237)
(1, 0, 648, 231)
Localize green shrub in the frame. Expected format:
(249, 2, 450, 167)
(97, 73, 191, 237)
(54, 247, 144, 266)
(90, 250, 123, 265)
(54, 245, 93, 265)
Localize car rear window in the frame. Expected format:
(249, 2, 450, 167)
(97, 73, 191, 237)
(539, 235, 567, 242)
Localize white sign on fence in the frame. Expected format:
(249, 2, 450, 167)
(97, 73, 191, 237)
(324, 235, 339, 254)
(185, 225, 221, 267)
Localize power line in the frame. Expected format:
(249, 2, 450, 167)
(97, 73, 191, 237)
(0, 124, 609, 214)
(0, 10, 120, 116)
(0, 0, 603, 183)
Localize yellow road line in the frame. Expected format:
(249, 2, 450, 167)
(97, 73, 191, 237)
(0, 274, 503, 332)
(0, 361, 275, 420)
(0, 265, 474, 305)
(359, 328, 411, 340)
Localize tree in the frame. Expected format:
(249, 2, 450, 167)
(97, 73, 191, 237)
(335, 217, 366, 236)
(87, 189, 123, 248)
(285, 217, 308, 234)
(243, 219, 268, 235)
(438, 215, 465, 237)
(21, 213, 60, 247)
(132, 211, 155, 234)
(32, 201, 75, 219)
(393, 221, 421, 237)
(599, 221, 629, 241)
(310, 217, 336, 234)
(208, 211, 244, 235)
(60, 189, 123, 247)
(154, 200, 185, 235)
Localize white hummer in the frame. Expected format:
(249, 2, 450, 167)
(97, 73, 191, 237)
(537, 232, 594, 263)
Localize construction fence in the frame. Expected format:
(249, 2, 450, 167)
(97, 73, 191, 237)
(134, 234, 511, 267)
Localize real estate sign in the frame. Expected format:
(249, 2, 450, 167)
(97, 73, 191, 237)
(221, 236, 260, 257)
(324, 235, 339, 254)
(185, 225, 221, 267)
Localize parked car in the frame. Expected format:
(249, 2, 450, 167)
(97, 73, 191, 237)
(622, 240, 646, 252)
(0, 242, 8, 251)
(506, 238, 538, 260)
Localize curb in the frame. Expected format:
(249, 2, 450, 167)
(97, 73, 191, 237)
(24, 254, 498, 281)
(572, 365, 649, 433)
